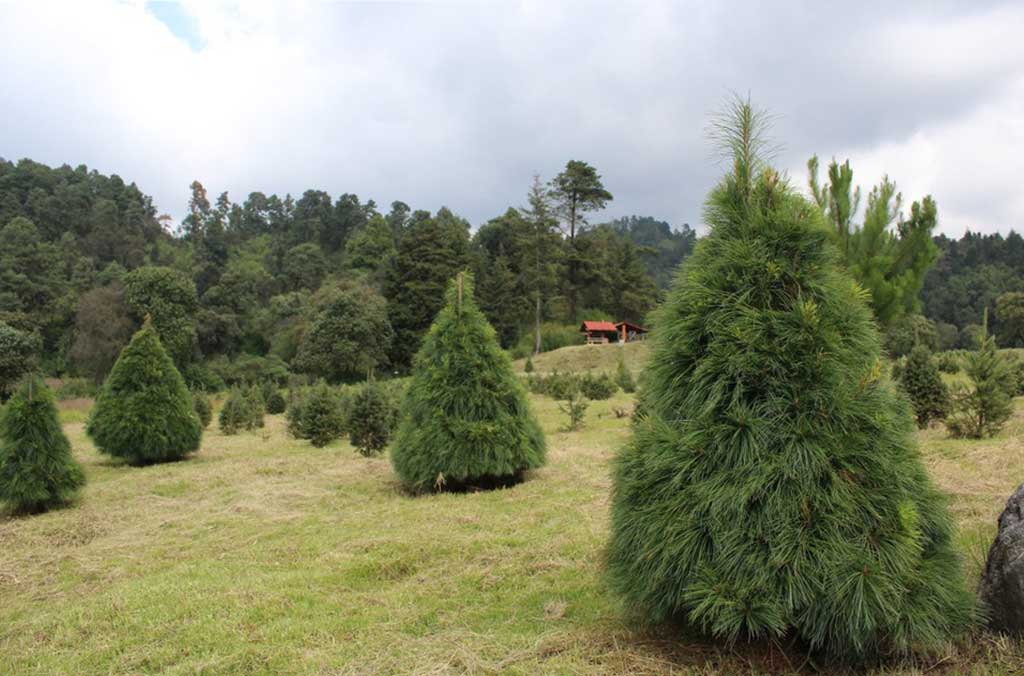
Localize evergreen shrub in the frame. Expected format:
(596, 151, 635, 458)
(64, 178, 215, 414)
(349, 382, 397, 456)
(192, 389, 212, 428)
(288, 381, 346, 447)
(0, 377, 85, 513)
(391, 273, 546, 491)
(946, 317, 1015, 439)
(87, 321, 202, 464)
(897, 345, 948, 428)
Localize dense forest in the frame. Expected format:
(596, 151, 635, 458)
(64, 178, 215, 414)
(0, 157, 688, 392)
(1, 155, 1022, 396)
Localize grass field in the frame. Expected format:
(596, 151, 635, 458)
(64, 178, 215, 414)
(2, 372, 1024, 674)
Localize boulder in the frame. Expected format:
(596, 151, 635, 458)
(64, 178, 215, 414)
(979, 483, 1024, 635)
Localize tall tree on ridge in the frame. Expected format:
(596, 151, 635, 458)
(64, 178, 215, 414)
(519, 176, 563, 354)
(549, 160, 613, 322)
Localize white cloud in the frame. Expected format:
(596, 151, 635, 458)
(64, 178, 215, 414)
(0, 1, 1021, 236)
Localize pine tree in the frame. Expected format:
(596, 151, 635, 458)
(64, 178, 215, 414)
(87, 320, 202, 464)
(289, 382, 346, 448)
(616, 352, 636, 393)
(192, 389, 212, 428)
(244, 384, 265, 429)
(946, 312, 1015, 439)
(0, 377, 85, 513)
(349, 382, 396, 456)
(219, 387, 248, 435)
(391, 272, 546, 491)
(607, 98, 972, 663)
(897, 345, 948, 429)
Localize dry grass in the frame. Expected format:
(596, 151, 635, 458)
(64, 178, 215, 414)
(0, 389, 1022, 674)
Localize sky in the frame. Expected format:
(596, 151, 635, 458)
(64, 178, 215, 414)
(1, 1, 1022, 236)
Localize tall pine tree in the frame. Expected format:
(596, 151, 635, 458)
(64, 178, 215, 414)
(391, 272, 545, 491)
(607, 98, 972, 662)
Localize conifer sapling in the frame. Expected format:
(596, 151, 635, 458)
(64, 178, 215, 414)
(0, 377, 85, 513)
(87, 319, 202, 464)
(391, 272, 546, 490)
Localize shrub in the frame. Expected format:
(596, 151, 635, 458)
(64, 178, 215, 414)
(883, 314, 939, 358)
(181, 363, 225, 392)
(349, 382, 397, 456)
(616, 353, 636, 393)
(946, 317, 1015, 439)
(265, 389, 287, 414)
(935, 351, 962, 374)
(288, 381, 346, 447)
(0, 321, 39, 401)
(558, 392, 588, 431)
(244, 384, 265, 429)
(192, 389, 212, 428)
(87, 321, 202, 465)
(0, 377, 85, 513)
(606, 102, 971, 663)
(579, 372, 616, 400)
(897, 345, 948, 428)
(524, 356, 534, 373)
(510, 322, 584, 359)
(218, 388, 249, 435)
(391, 273, 546, 491)
(55, 377, 98, 400)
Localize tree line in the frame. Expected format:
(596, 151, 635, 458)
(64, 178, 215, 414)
(0, 157, 687, 394)
(1, 153, 1022, 397)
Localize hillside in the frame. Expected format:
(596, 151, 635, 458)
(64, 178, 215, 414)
(512, 341, 651, 376)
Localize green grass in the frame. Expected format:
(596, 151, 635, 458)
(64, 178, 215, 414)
(2, 379, 1024, 673)
(513, 341, 650, 376)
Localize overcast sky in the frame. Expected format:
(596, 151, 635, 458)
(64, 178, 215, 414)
(2, 1, 1022, 236)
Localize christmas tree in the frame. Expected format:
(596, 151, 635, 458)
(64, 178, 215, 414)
(606, 99, 972, 662)
(0, 377, 85, 513)
(391, 272, 545, 490)
(87, 320, 202, 464)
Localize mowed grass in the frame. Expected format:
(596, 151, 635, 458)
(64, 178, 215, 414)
(1, 390, 1023, 674)
(513, 341, 650, 376)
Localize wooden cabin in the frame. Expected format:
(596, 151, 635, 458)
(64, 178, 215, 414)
(615, 321, 648, 343)
(580, 320, 618, 344)
(581, 320, 649, 344)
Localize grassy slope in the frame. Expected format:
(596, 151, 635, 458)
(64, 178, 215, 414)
(1, 361, 1023, 674)
(512, 341, 651, 375)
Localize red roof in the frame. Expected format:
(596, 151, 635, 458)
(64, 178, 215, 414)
(581, 320, 617, 332)
(615, 321, 647, 332)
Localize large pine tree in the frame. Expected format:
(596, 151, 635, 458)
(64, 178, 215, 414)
(87, 320, 202, 464)
(0, 377, 85, 513)
(607, 99, 972, 662)
(391, 272, 546, 491)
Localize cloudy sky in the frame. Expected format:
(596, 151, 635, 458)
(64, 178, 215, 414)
(1, 1, 1022, 236)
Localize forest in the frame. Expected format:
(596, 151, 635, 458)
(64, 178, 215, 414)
(0, 154, 1021, 397)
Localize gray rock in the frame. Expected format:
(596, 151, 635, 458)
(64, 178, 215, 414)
(979, 483, 1024, 635)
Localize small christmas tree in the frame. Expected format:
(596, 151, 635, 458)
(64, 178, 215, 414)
(606, 99, 971, 662)
(192, 389, 212, 428)
(290, 382, 346, 448)
(87, 320, 202, 464)
(391, 272, 545, 490)
(947, 312, 1015, 439)
(219, 388, 248, 435)
(0, 377, 85, 513)
(349, 381, 396, 456)
(897, 345, 948, 429)
(615, 352, 636, 393)
(244, 384, 265, 429)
